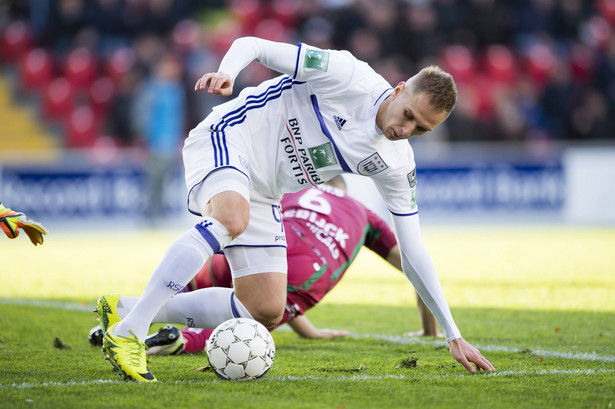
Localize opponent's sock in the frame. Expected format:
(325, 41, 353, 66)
(114, 219, 231, 339)
(150, 287, 253, 329)
(181, 327, 214, 354)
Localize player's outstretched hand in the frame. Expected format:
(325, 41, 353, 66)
(448, 337, 495, 373)
(288, 316, 349, 339)
(312, 328, 349, 339)
(0, 203, 48, 245)
(194, 72, 233, 96)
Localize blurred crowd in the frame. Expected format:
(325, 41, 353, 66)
(1, 0, 614, 149)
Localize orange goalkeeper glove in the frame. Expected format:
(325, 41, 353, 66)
(0, 202, 48, 245)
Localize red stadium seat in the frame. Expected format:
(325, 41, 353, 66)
(18, 48, 54, 93)
(254, 19, 289, 42)
(229, 0, 260, 34)
(89, 76, 115, 117)
(440, 45, 476, 83)
(66, 105, 99, 148)
(64, 48, 97, 89)
(1, 20, 32, 62)
(570, 43, 595, 84)
(597, 0, 615, 25)
(483, 45, 517, 84)
(210, 21, 242, 57)
(42, 77, 74, 121)
(271, 0, 300, 28)
(524, 43, 556, 85)
(105, 47, 136, 85)
(172, 19, 202, 53)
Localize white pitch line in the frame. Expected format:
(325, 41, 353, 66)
(0, 298, 93, 312)
(2, 379, 125, 389)
(349, 333, 615, 363)
(2, 298, 614, 363)
(3, 369, 615, 389)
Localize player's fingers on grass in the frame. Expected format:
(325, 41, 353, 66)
(478, 355, 495, 371)
(459, 357, 476, 373)
(470, 351, 494, 372)
(451, 350, 475, 373)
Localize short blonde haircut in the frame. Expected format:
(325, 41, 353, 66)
(408, 66, 457, 114)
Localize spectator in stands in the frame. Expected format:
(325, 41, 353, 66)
(2, 0, 614, 144)
(133, 50, 186, 222)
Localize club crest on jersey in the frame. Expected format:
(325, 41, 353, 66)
(308, 143, 338, 168)
(304, 49, 329, 72)
(357, 153, 388, 176)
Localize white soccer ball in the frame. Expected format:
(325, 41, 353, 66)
(206, 318, 275, 380)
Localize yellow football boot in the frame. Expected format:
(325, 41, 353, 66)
(102, 323, 157, 383)
(95, 294, 121, 333)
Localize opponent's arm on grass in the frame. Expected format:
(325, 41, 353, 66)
(288, 316, 349, 339)
(0, 202, 47, 245)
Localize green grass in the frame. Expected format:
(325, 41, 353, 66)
(1, 226, 614, 408)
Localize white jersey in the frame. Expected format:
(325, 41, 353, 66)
(187, 43, 418, 216)
(184, 38, 461, 342)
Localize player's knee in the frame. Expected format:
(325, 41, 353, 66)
(249, 303, 285, 328)
(219, 214, 248, 238)
(205, 192, 249, 238)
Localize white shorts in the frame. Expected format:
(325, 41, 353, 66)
(184, 112, 288, 272)
(224, 246, 287, 278)
(183, 112, 253, 216)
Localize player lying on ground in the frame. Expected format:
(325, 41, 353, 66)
(93, 178, 441, 355)
(100, 37, 494, 382)
(0, 202, 47, 245)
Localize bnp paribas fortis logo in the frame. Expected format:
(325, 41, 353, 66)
(304, 49, 329, 72)
(308, 143, 338, 168)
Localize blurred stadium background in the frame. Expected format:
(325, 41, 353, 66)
(1, 0, 614, 231)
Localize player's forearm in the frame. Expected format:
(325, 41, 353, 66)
(219, 37, 298, 85)
(288, 315, 320, 338)
(385, 245, 403, 271)
(392, 214, 461, 342)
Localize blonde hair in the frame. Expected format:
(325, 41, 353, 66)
(408, 66, 457, 114)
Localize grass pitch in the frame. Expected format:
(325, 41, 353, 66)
(1, 226, 614, 408)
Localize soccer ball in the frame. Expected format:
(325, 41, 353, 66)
(206, 318, 275, 380)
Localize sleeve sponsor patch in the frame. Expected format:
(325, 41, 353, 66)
(304, 49, 330, 72)
(407, 169, 417, 211)
(407, 169, 417, 188)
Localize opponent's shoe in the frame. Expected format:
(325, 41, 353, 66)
(102, 323, 157, 382)
(88, 325, 104, 347)
(95, 294, 121, 333)
(145, 325, 185, 356)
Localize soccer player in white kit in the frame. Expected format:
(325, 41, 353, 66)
(100, 36, 495, 382)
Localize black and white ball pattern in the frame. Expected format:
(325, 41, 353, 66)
(206, 318, 275, 380)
